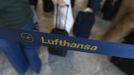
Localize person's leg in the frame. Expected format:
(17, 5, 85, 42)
(21, 17, 41, 73)
(43, 0, 54, 12)
(102, 0, 122, 20)
(1, 17, 41, 74)
(71, 0, 75, 8)
(28, 0, 38, 9)
(0, 40, 29, 74)
(87, 0, 102, 14)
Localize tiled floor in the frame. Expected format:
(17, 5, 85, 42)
(0, 0, 127, 75)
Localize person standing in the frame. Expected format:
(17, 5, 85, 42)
(0, 0, 41, 74)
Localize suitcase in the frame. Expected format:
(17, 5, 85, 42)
(48, 28, 68, 57)
(48, 4, 69, 57)
(73, 9, 95, 38)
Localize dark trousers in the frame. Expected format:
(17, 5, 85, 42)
(71, 0, 75, 8)
(87, 0, 102, 14)
(28, 0, 75, 11)
(102, 0, 122, 20)
(28, 0, 54, 12)
(28, 0, 38, 7)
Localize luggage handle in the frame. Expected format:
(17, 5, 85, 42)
(55, 3, 69, 30)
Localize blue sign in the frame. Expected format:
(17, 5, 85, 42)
(0, 27, 134, 59)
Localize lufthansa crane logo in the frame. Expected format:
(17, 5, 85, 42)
(20, 32, 34, 43)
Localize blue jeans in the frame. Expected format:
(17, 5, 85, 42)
(0, 18, 41, 74)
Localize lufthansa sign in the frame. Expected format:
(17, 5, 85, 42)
(0, 27, 134, 59)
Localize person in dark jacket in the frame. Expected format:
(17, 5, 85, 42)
(0, 0, 41, 74)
